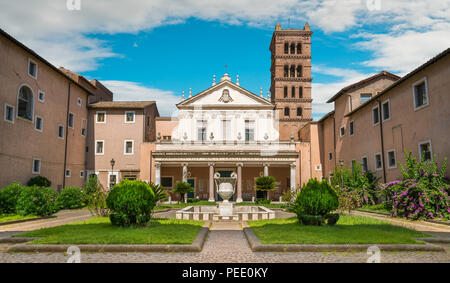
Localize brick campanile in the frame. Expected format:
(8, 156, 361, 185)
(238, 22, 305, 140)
(270, 22, 313, 141)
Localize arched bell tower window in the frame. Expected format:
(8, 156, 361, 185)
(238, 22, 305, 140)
(284, 65, 289, 77)
(297, 43, 302, 54)
(297, 107, 303, 117)
(284, 107, 290, 116)
(284, 43, 289, 54)
(291, 86, 295, 98)
(290, 65, 295, 77)
(290, 43, 295, 54)
(17, 85, 34, 120)
(283, 86, 288, 98)
(296, 65, 302, 77)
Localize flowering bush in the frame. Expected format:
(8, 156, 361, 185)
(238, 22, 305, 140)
(330, 164, 378, 211)
(380, 151, 449, 220)
(15, 186, 59, 216)
(0, 182, 24, 214)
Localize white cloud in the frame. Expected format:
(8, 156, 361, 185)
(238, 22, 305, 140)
(101, 81, 180, 117)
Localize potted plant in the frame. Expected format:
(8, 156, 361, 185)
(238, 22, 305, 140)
(254, 176, 278, 201)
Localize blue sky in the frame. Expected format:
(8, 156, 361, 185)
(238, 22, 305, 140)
(1, 0, 449, 118)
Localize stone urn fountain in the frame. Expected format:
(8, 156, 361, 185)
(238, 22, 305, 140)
(214, 172, 237, 219)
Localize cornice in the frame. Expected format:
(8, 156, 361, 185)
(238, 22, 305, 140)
(274, 77, 313, 82)
(279, 118, 313, 122)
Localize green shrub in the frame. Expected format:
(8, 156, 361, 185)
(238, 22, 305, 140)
(27, 176, 51, 187)
(16, 186, 59, 216)
(149, 183, 168, 203)
(187, 197, 200, 203)
(298, 214, 325, 226)
(0, 182, 24, 214)
(173, 181, 193, 203)
(295, 178, 339, 217)
(56, 187, 86, 209)
(325, 213, 340, 225)
(254, 176, 278, 200)
(83, 175, 109, 217)
(255, 198, 271, 205)
(106, 180, 156, 226)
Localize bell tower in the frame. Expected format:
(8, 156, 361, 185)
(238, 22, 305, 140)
(270, 22, 313, 141)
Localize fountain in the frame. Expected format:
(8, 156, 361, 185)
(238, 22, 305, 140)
(176, 172, 275, 221)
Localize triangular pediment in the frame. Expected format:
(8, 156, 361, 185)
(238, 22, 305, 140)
(177, 80, 274, 109)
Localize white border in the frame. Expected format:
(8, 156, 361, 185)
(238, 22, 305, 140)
(124, 111, 136, 123)
(124, 140, 134, 155)
(58, 124, 64, 139)
(96, 111, 106, 123)
(16, 83, 35, 122)
(418, 140, 433, 161)
(4, 104, 14, 123)
(68, 112, 74, 128)
(412, 77, 429, 111)
(38, 90, 45, 103)
(34, 115, 43, 132)
(32, 158, 41, 174)
(372, 105, 380, 126)
(374, 152, 383, 170)
(95, 140, 105, 155)
(65, 169, 71, 177)
(386, 149, 397, 169)
(382, 99, 391, 121)
(77, 97, 82, 106)
(27, 58, 38, 79)
(339, 126, 345, 137)
(328, 152, 333, 161)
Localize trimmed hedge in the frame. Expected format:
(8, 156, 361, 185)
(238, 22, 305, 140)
(0, 182, 23, 214)
(16, 186, 59, 216)
(56, 187, 86, 209)
(27, 176, 51, 187)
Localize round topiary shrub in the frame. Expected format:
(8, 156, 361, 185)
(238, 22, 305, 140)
(27, 176, 51, 187)
(106, 180, 156, 226)
(325, 213, 340, 226)
(295, 178, 339, 225)
(56, 187, 86, 209)
(0, 182, 24, 214)
(16, 186, 59, 216)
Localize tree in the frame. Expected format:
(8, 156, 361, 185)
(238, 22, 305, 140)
(173, 181, 193, 203)
(254, 176, 278, 200)
(148, 183, 168, 204)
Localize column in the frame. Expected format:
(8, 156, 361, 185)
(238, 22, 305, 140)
(155, 162, 161, 186)
(182, 163, 188, 203)
(263, 163, 269, 176)
(236, 163, 243, 203)
(208, 163, 215, 202)
(290, 162, 296, 192)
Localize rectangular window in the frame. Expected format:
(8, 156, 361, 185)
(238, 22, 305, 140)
(387, 150, 396, 168)
(291, 86, 295, 98)
(35, 115, 43, 132)
(68, 113, 74, 128)
(284, 86, 288, 98)
(360, 93, 371, 104)
(349, 121, 354, 136)
(361, 157, 368, 172)
(38, 91, 45, 102)
(222, 120, 231, 141)
(28, 59, 37, 79)
(382, 100, 390, 120)
(125, 111, 135, 123)
(245, 120, 255, 142)
(96, 140, 104, 155)
(65, 169, 71, 177)
(372, 106, 380, 125)
(161, 177, 173, 189)
(298, 87, 303, 98)
(418, 141, 432, 161)
(77, 97, 82, 106)
(340, 126, 345, 137)
(197, 120, 207, 141)
(96, 111, 106, 123)
(80, 171, 85, 178)
(124, 140, 134, 155)
(32, 158, 41, 174)
(413, 78, 429, 110)
(81, 119, 87, 136)
(4, 104, 14, 123)
(375, 153, 383, 170)
(58, 125, 64, 139)
(328, 152, 333, 160)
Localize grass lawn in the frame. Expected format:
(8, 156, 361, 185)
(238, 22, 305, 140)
(0, 214, 38, 223)
(359, 204, 392, 214)
(15, 217, 204, 245)
(247, 214, 430, 245)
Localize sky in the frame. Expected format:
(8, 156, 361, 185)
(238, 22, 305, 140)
(1, 0, 449, 119)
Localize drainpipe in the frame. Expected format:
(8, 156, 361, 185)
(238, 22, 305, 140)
(378, 101, 387, 183)
(332, 116, 337, 168)
(149, 150, 153, 183)
(62, 82, 71, 190)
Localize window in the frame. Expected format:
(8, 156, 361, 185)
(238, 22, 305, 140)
(298, 86, 303, 98)
(284, 65, 289, 77)
(35, 115, 43, 132)
(296, 107, 302, 117)
(125, 111, 135, 123)
(284, 107, 290, 116)
(80, 171, 85, 178)
(361, 157, 368, 172)
(245, 120, 255, 142)
(95, 140, 104, 155)
(387, 150, 396, 168)
(77, 97, 82, 106)
(290, 65, 295, 77)
(296, 65, 302, 77)
(413, 78, 429, 110)
(161, 177, 173, 188)
(382, 100, 390, 120)
(349, 121, 354, 136)
(284, 43, 289, 54)
(375, 153, 383, 170)
(58, 124, 64, 139)
(296, 43, 302, 54)
(222, 120, 231, 140)
(197, 120, 207, 141)
(38, 91, 45, 102)
(28, 59, 37, 79)
(418, 140, 432, 161)
(291, 86, 295, 98)
(360, 93, 371, 104)
(290, 43, 295, 54)
(329, 152, 333, 161)
(65, 169, 71, 177)
(4, 104, 14, 123)
(124, 140, 134, 155)
(372, 106, 380, 125)
(17, 85, 34, 120)
(96, 111, 106, 123)
(68, 113, 74, 128)
(284, 86, 288, 98)
(32, 158, 40, 174)
(81, 119, 87, 136)
(340, 126, 345, 137)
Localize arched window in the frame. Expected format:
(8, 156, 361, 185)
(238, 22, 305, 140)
(284, 43, 289, 54)
(291, 86, 295, 98)
(284, 65, 289, 77)
(290, 43, 295, 54)
(283, 86, 288, 98)
(299, 86, 303, 98)
(297, 107, 303, 116)
(290, 65, 295, 77)
(296, 65, 302, 77)
(284, 107, 290, 116)
(297, 43, 302, 54)
(18, 85, 33, 120)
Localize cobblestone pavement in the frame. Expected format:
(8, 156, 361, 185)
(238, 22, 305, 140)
(0, 221, 448, 263)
